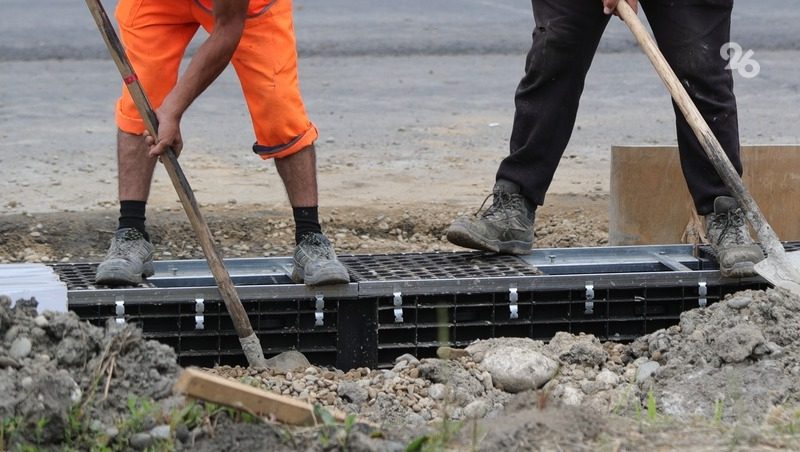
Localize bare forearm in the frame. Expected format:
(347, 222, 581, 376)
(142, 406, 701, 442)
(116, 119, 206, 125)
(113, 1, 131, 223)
(160, 28, 242, 120)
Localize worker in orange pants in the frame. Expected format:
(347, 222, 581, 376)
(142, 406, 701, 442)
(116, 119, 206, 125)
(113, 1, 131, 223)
(96, 0, 349, 287)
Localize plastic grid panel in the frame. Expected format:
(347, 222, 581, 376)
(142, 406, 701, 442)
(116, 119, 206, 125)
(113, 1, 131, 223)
(340, 252, 540, 282)
(70, 297, 341, 367)
(374, 281, 766, 367)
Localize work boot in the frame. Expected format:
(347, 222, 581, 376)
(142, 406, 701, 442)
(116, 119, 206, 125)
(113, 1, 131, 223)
(705, 196, 764, 278)
(446, 180, 535, 254)
(291, 232, 350, 286)
(95, 228, 155, 286)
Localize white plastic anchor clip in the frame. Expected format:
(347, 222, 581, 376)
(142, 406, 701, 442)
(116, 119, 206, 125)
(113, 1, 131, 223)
(194, 297, 205, 330)
(584, 283, 595, 315)
(393, 292, 404, 323)
(315, 294, 325, 326)
(698, 281, 708, 307)
(114, 296, 125, 325)
(509, 287, 519, 319)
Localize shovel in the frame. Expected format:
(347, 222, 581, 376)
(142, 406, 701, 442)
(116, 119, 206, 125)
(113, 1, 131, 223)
(85, 0, 268, 366)
(614, 0, 800, 295)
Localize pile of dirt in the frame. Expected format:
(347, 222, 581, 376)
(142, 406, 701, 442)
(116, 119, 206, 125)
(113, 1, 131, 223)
(3, 286, 800, 450)
(0, 295, 181, 449)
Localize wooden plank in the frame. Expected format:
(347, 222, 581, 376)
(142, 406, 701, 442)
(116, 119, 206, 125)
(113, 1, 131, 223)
(173, 367, 346, 426)
(610, 145, 800, 245)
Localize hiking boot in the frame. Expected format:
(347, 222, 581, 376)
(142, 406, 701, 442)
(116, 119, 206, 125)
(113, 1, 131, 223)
(291, 232, 350, 286)
(705, 196, 764, 278)
(95, 228, 155, 286)
(446, 180, 535, 254)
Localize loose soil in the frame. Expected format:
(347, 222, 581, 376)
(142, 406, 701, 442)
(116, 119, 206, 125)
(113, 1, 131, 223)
(2, 198, 800, 451)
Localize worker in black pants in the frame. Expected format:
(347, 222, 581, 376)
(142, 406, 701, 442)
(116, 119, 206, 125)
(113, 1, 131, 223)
(446, 0, 764, 277)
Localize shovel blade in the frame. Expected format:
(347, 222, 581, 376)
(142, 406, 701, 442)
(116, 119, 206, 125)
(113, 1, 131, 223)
(754, 251, 800, 296)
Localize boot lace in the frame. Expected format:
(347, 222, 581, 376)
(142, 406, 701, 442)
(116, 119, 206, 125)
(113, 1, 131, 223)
(711, 208, 749, 246)
(474, 190, 524, 221)
(299, 232, 335, 259)
(107, 229, 147, 258)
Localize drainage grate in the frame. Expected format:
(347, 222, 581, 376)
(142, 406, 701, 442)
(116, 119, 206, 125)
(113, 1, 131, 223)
(51, 262, 155, 290)
(55, 244, 791, 369)
(340, 252, 539, 281)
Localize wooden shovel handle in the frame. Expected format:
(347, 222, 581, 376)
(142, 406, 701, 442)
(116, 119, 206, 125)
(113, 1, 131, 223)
(615, 1, 784, 257)
(85, 0, 267, 367)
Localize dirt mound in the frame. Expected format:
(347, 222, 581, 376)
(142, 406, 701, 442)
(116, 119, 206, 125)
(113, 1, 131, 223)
(3, 287, 800, 450)
(630, 288, 800, 422)
(0, 295, 180, 449)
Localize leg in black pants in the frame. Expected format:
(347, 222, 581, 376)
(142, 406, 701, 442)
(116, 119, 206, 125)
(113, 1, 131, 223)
(450, 0, 759, 274)
(641, 0, 740, 215)
(497, 0, 609, 206)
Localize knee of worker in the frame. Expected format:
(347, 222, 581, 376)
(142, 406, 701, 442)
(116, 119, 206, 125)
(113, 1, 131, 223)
(669, 50, 736, 110)
(252, 125, 318, 160)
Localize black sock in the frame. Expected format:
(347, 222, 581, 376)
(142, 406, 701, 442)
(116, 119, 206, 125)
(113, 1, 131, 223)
(118, 200, 149, 241)
(293, 206, 322, 244)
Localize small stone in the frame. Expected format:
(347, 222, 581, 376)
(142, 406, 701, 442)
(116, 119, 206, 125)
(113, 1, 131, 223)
(437, 346, 469, 360)
(129, 432, 153, 450)
(726, 295, 752, 310)
(394, 353, 420, 365)
(0, 356, 21, 369)
(175, 425, 190, 443)
(9, 337, 32, 359)
(150, 425, 171, 440)
(264, 351, 311, 372)
(34, 315, 49, 327)
(20, 376, 34, 389)
(408, 368, 420, 379)
(636, 361, 661, 384)
(105, 426, 120, 440)
(463, 400, 490, 419)
(337, 381, 368, 404)
(429, 383, 446, 401)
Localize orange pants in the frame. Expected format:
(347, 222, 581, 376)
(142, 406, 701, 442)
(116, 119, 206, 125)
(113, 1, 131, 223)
(115, 0, 317, 159)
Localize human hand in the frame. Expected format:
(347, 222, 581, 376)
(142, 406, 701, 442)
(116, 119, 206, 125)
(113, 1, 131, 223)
(145, 109, 183, 158)
(602, 0, 638, 16)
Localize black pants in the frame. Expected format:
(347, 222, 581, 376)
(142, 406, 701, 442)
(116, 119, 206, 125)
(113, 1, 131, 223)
(496, 0, 740, 215)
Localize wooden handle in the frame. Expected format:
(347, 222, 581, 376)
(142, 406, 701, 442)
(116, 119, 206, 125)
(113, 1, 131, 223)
(85, 0, 267, 367)
(615, 1, 784, 257)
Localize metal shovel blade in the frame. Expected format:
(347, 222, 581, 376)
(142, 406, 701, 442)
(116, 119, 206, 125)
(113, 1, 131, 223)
(754, 251, 800, 296)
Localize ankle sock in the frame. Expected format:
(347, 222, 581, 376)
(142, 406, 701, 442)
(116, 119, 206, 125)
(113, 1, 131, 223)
(118, 200, 150, 241)
(293, 206, 322, 244)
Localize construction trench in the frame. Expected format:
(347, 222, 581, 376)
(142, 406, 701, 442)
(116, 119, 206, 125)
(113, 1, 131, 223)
(56, 242, 790, 370)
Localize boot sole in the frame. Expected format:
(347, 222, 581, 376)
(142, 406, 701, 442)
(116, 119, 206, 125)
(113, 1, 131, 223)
(291, 264, 350, 286)
(446, 225, 532, 255)
(95, 261, 155, 286)
(720, 261, 758, 278)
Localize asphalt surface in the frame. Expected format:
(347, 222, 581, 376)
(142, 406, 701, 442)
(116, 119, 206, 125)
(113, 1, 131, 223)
(1, 0, 798, 214)
(1, 0, 798, 60)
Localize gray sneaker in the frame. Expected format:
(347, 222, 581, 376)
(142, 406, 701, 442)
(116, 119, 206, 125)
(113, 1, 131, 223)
(291, 232, 350, 286)
(705, 196, 764, 278)
(446, 180, 535, 254)
(95, 228, 155, 286)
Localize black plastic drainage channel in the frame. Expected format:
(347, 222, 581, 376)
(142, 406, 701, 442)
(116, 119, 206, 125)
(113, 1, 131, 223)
(55, 243, 785, 369)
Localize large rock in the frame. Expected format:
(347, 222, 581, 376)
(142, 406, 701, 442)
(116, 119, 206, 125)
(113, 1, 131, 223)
(263, 350, 311, 372)
(467, 338, 559, 393)
(713, 324, 765, 363)
(545, 332, 608, 367)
